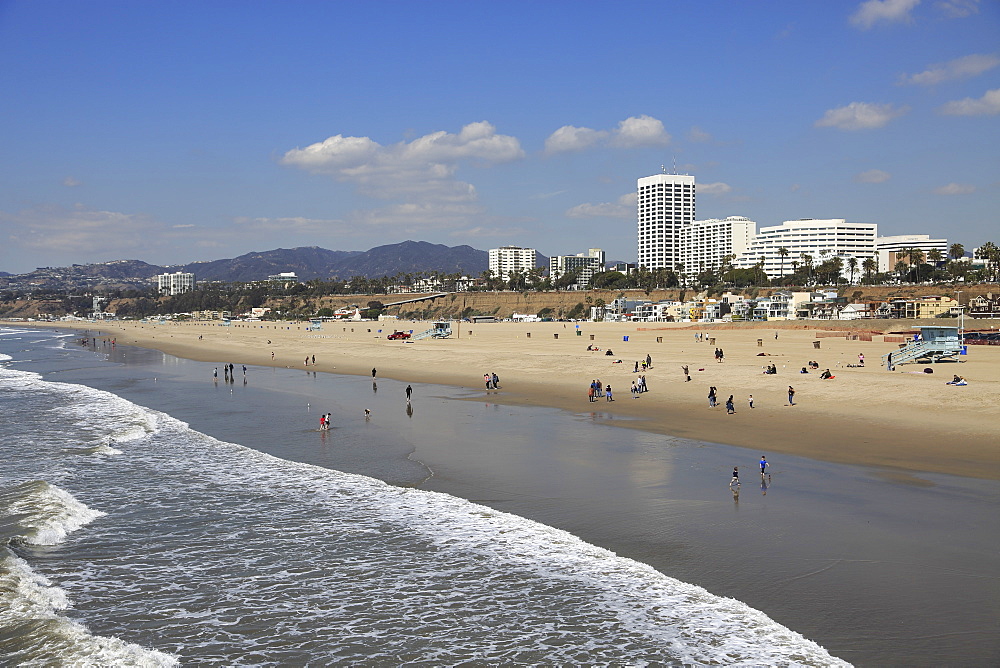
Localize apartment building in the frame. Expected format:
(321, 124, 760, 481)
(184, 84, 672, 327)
(156, 271, 195, 296)
(488, 246, 538, 281)
(734, 219, 878, 279)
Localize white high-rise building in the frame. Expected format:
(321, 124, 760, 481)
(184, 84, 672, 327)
(734, 219, 877, 279)
(488, 246, 537, 281)
(550, 248, 606, 289)
(682, 216, 756, 277)
(637, 172, 695, 270)
(876, 234, 948, 272)
(156, 271, 196, 296)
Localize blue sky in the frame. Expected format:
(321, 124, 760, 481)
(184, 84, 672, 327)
(1, 0, 997, 273)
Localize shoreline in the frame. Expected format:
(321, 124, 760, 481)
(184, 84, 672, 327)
(15, 318, 1000, 480)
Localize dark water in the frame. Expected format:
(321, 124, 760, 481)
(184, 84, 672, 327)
(2, 326, 998, 665)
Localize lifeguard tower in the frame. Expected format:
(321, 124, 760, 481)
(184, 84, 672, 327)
(882, 326, 963, 370)
(411, 321, 452, 340)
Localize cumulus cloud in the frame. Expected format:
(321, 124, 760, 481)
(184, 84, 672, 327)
(850, 0, 921, 29)
(565, 193, 636, 218)
(898, 53, 1000, 85)
(280, 121, 523, 205)
(933, 182, 976, 195)
(699, 182, 732, 195)
(935, 0, 980, 18)
(611, 115, 672, 148)
(855, 169, 892, 183)
(543, 126, 608, 154)
(938, 88, 1000, 115)
(544, 115, 671, 155)
(62, 176, 82, 187)
(815, 102, 909, 130)
(0, 204, 161, 255)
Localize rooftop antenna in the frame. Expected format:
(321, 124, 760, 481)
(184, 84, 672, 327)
(672, 156, 677, 174)
(660, 164, 666, 174)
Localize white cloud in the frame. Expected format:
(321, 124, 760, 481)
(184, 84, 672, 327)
(938, 88, 1000, 115)
(280, 121, 523, 206)
(688, 126, 713, 143)
(850, 0, 921, 29)
(935, 0, 980, 18)
(544, 115, 671, 155)
(855, 169, 892, 183)
(543, 126, 608, 154)
(611, 115, 672, 148)
(933, 182, 976, 195)
(452, 225, 531, 239)
(699, 182, 732, 195)
(815, 102, 909, 130)
(0, 204, 162, 255)
(62, 176, 82, 187)
(565, 193, 636, 218)
(898, 53, 1000, 85)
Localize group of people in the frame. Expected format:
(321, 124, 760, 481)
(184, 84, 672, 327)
(213, 363, 245, 383)
(630, 375, 648, 398)
(588, 378, 609, 402)
(318, 412, 333, 430)
(484, 372, 501, 390)
(714, 348, 725, 363)
(731, 456, 769, 486)
(633, 354, 652, 372)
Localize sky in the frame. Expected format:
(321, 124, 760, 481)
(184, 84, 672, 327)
(1, 0, 998, 274)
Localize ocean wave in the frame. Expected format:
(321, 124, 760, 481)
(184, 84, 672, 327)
(0, 548, 179, 666)
(0, 480, 105, 546)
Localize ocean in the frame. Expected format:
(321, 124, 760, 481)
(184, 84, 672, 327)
(1, 325, 997, 666)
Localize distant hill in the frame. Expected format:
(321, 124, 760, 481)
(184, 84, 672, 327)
(0, 241, 538, 290)
(178, 247, 362, 282)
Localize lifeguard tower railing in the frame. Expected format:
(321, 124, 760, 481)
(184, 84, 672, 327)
(412, 321, 452, 340)
(882, 326, 963, 370)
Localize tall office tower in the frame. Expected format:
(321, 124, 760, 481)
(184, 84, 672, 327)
(637, 172, 695, 270)
(488, 245, 538, 281)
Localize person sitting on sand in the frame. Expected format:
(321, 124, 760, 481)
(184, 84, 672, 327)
(947, 375, 968, 386)
(820, 369, 832, 380)
(605, 349, 614, 356)
(800, 367, 809, 374)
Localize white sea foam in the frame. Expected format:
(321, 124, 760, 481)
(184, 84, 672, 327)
(1, 480, 106, 546)
(0, 548, 179, 666)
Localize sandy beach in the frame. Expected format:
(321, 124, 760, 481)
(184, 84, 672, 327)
(35, 317, 1000, 481)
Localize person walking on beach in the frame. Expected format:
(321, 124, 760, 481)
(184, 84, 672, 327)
(646, 354, 652, 369)
(492, 372, 499, 389)
(787, 386, 796, 406)
(605, 385, 613, 401)
(405, 385, 413, 402)
(760, 456, 768, 476)
(213, 367, 218, 380)
(319, 414, 326, 431)
(726, 395, 735, 414)
(748, 394, 754, 409)
(681, 364, 691, 382)
(732, 467, 740, 486)
(708, 386, 717, 408)
(372, 368, 377, 378)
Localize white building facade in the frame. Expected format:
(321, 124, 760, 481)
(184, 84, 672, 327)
(876, 234, 948, 273)
(637, 173, 695, 270)
(156, 271, 195, 296)
(734, 219, 878, 279)
(682, 216, 756, 277)
(488, 246, 537, 281)
(549, 248, 606, 289)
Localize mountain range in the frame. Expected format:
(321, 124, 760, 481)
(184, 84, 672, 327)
(1, 241, 552, 291)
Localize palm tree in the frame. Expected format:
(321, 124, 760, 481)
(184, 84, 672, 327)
(977, 242, 999, 282)
(777, 247, 789, 282)
(894, 260, 909, 283)
(949, 243, 965, 262)
(800, 253, 814, 286)
(905, 247, 925, 283)
(847, 256, 858, 285)
(862, 257, 878, 284)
